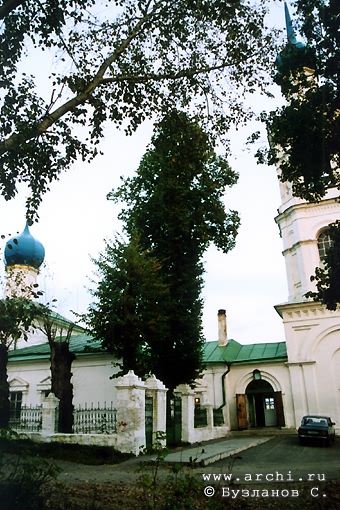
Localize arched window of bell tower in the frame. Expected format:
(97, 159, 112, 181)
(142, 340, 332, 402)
(317, 229, 332, 263)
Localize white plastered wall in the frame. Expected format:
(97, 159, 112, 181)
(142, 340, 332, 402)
(199, 361, 294, 431)
(8, 354, 120, 408)
(275, 189, 340, 302)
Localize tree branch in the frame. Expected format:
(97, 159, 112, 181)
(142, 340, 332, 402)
(99, 60, 229, 85)
(0, 0, 162, 154)
(0, 0, 25, 20)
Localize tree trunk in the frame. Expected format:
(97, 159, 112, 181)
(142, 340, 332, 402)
(0, 344, 10, 429)
(50, 341, 75, 433)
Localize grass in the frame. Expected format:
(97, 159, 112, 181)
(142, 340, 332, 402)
(0, 437, 133, 465)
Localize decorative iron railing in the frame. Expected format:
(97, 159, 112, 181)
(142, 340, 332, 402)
(213, 408, 225, 426)
(9, 405, 42, 432)
(194, 407, 208, 428)
(73, 402, 117, 434)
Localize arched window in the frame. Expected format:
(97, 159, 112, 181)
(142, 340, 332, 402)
(317, 230, 332, 262)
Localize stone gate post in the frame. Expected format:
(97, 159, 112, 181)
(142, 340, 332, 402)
(145, 375, 167, 447)
(174, 384, 195, 443)
(41, 393, 59, 436)
(115, 370, 146, 455)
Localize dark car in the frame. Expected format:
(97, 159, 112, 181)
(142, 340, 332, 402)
(298, 415, 336, 445)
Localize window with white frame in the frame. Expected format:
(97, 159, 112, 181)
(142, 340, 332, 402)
(264, 397, 275, 410)
(317, 230, 332, 262)
(10, 391, 23, 421)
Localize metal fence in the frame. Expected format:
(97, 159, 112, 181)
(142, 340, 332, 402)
(9, 405, 42, 432)
(213, 408, 225, 426)
(194, 407, 225, 428)
(73, 402, 117, 434)
(194, 407, 208, 428)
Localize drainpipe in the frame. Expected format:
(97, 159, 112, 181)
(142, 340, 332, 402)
(217, 363, 231, 410)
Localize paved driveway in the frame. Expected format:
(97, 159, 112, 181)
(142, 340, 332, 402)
(203, 434, 340, 482)
(55, 434, 340, 487)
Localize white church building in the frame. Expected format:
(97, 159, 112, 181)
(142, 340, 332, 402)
(6, 177, 340, 441)
(200, 185, 340, 434)
(5, 3, 340, 445)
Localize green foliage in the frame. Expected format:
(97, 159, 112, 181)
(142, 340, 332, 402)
(138, 433, 246, 510)
(260, 83, 338, 201)
(0, 434, 133, 464)
(0, 0, 277, 218)
(140, 430, 167, 456)
(0, 296, 46, 428)
(138, 431, 168, 509)
(256, 1, 340, 308)
(112, 111, 239, 256)
(306, 221, 340, 310)
(0, 296, 45, 347)
(275, 43, 317, 97)
(0, 429, 60, 510)
(107, 110, 239, 390)
(257, 0, 340, 201)
(138, 431, 202, 510)
(86, 234, 169, 379)
(39, 314, 76, 433)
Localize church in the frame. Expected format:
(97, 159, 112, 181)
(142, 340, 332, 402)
(5, 3, 340, 439)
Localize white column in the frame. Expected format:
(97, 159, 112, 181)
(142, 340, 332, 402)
(287, 363, 307, 427)
(145, 374, 168, 447)
(115, 370, 146, 455)
(205, 404, 214, 428)
(41, 393, 59, 436)
(175, 384, 195, 444)
(302, 362, 319, 415)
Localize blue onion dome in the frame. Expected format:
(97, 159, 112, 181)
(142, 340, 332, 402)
(4, 223, 45, 270)
(276, 2, 316, 83)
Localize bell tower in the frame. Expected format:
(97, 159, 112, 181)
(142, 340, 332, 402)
(273, 3, 340, 429)
(273, 3, 340, 303)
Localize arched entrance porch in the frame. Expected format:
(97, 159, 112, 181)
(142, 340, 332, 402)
(236, 374, 285, 430)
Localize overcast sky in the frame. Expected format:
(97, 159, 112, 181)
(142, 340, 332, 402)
(0, 1, 290, 344)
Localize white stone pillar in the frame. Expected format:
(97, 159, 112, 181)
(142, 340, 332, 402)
(287, 363, 308, 427)
(115, 370, 146, 456)
(41, 393, 59, 436)
(175, 384, 195, 444)
(145, 374, 168, 447)
(302, 362, 319, 414)
(205, 404, 214, 428)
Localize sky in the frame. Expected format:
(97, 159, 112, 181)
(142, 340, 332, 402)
(0, 1, 290, 344)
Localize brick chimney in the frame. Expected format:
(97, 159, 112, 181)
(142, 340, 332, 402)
(218, 309, 227, 347)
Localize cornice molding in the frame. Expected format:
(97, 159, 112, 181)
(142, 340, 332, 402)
(275, 300, 340, 322)
(286, 361, 316, 367)
(276, 196, 340, 223)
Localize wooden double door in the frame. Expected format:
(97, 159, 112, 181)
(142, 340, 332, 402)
(236, 380, 285, 430)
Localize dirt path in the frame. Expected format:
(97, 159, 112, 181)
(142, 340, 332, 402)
(51, 457, 206, 510)
(55, 457, 147, 484)
(54, 454, 196, 485)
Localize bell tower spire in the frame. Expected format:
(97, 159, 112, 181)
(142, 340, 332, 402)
(284, 1, 297, 44)
(272, 2, 340, 429)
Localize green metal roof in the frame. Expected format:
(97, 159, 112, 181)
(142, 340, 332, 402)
(203, 340, 287, 365)
(203, 339, 243, 363)
(8, 334, 102, 362)
(9, 329, 287, 366)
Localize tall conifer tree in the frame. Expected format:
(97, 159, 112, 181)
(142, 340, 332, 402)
(107, 111, 239, 390)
